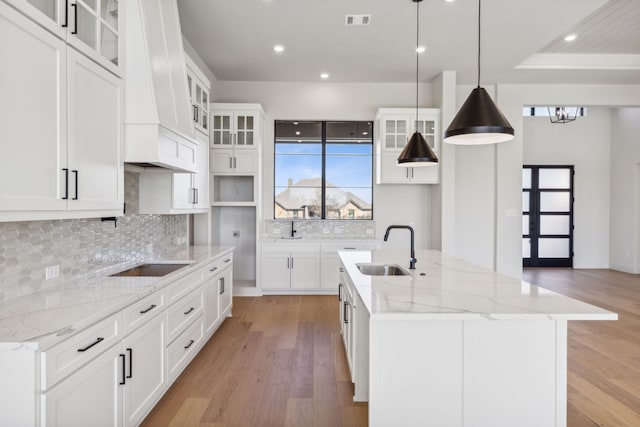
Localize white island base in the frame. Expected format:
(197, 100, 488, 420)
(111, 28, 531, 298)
(370, 318, 567, 427)
(338, 250, 616, 427)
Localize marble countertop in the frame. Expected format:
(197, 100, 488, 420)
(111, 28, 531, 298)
(339, 249, 617, 321)
(0, 246, 233, 350)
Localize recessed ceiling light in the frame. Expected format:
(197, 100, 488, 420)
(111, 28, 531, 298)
(416, 46, 426, 54)
(564, 34, 577, 42)
(362, 131, 369, 135)
(444, 0, 455, 2)
(295, 131, 301, 135)
(293, 122, 299, 125)
(273, 44, 285, 53)
(320, 73, 329, 79)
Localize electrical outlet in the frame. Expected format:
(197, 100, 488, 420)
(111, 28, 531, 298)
(233, 231, 240, 238)
(45, 265, 60, 280)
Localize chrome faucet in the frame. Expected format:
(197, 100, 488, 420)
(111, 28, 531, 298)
(384, 225, 416, 269)
(291, 221, 297, 238)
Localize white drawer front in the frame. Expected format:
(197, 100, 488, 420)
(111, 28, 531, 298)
(167, 287, 204, 343)
(219, 253, 233, 270)
(167, 317, 204, 382)
(203, 258, 222, 279)
(41, 312, 123, 390)
(123, 290, 167, 335)
(167, 269, 205, 304)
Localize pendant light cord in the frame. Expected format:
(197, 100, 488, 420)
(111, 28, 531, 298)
(477, 0, 481, 88)
(415, 0, 420, 123)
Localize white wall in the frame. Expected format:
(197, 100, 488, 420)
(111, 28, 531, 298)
(610, 108, 640, 273)
(214, 81, 437, 250)
(523, 108, 611, 268)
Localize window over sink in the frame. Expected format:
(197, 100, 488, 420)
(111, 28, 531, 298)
(274, 120, 373, 220)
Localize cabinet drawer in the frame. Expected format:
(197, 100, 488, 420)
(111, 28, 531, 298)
(322, 241, 381, 253)
(219, 252, 233, 270)
(123, 290, 167, 335)
(167, 268, 205, 304)
(41, 312, 123, 390)
(203, 258, 222, 279)
(167, 316, 204, 382)
(167, 287, 204, 343)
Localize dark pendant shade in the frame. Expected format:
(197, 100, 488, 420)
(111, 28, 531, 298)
(397, 132, 439, 167)
(443, 87, 514, 145)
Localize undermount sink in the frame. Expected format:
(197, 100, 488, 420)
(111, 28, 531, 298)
(356, 263, 410, 276)
(111, 263, 191, 277)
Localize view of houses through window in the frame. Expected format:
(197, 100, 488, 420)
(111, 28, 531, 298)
(274, 121, 373, 220)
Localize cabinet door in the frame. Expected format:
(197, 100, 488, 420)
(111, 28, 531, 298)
(3, 0, 66, 39)
(171, 173, 192, 209)
(382, 117, 410, 150)
(204, 275, 220, 336)
(410, 165, 438, 184)
(192, 135, 209, 208)
(290, 253, 320, 289)
(122, 313, 166, 427)
(68, 48, 123, 211)
(321, 254, 341, 289)
(232, 149, 258, 174)
(211, 112, 233, 146)
(235, 113, 257, 147)
(218, 266, 233, 316)
(210, 149, 234, 173)
(378, 153, 411, 184)
(260, 252, 291, 289)
(0, 4, 68, 212)
(41, 345, 122, 427)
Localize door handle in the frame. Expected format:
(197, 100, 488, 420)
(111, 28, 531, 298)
(71, 3, 78, 35)
(119, 354, 126, 385)
(219, 277, 225, 295)
(126, 348, 133, 379)
(62, 0, 69, 28)
(62, 168, 69, 200)
(72, 170, 78, 200)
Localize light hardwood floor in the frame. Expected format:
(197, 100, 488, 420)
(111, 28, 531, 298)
(144, 269, 640, 427)
(142, 295, 367, 427)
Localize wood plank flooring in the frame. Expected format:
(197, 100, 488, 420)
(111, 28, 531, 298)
(523, 268, 640, 427)
(145, 269, 640, 427)
(141, 295, 367, 427)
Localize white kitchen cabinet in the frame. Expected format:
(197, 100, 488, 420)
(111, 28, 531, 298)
(41, 344, 122, 427)
(218, 263, 233, 316)
(122, 311, 167, 427)
(138, 133, 208, 214)
(375, 108, 440, 184)
(260, 243, 320, 291)
(210, 103, 264, 174)
(185, 54, 210, 136)
(0, 3, 123, 221)
(4, 0, 122, 76)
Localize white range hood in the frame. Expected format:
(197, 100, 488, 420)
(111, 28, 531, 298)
(123, 0, 198, 172)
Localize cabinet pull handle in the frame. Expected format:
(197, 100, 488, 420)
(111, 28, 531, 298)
(62, 168, 69, 200)
(291, 257, 294, 269)
(411, 168, 414, 179)
(224, 258, 231, 263)
(286, 258, 289, 269)
(343, 301, 349, 324)
(184, 307, 195, 315)
(229, 157, 233, 169)
(126, 348, 133, 379)
(62, 0, 69, 27)
(184, 339, 195, 350)
(72, 170, 78, 200)
(77, 337, 104, 352)
(119, 354, 126, 385)
(195, 188, 198, 204)
(343, 247, 356, 250)
(193, 105, 198, 121)
(233, 157, 237, 169)
(210, 266, 218, 272)
(338, 283, 342, 301)
(140, 304, 156, 314)
(71, 3, 77, 35)
(219, 277, 225, 294)
(339, 267, 344, 272)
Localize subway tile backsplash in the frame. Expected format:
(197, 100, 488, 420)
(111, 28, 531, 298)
(0, 172, 187, 301)
(263, 220, 376, 240)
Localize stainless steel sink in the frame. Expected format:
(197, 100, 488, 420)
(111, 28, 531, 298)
(111, 263, 190, 277)
(356, 263, 410, 276)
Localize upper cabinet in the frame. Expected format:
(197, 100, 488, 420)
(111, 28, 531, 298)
(210, 104, 264, 174)
(375, 108, 440, 184)
(185, 54, 210, 136)
(4, 0, 122, 76)
(122, 0, 197, 172)
(0, 1, 123, 222)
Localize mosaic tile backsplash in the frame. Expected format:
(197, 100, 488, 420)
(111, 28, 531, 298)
(0, 172, 188, 301)
(263, 220, 376, 240)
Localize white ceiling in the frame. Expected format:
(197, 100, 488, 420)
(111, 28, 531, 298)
(178, 0, 640, 85)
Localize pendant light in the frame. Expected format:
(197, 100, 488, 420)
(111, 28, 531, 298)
(397, 0, 439, 167)
(443, 0, 514, 145)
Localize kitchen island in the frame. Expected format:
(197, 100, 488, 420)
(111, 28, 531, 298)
(338, 249, 616, 427)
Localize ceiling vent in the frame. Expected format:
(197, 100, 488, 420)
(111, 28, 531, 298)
(345, 14, 371, 26)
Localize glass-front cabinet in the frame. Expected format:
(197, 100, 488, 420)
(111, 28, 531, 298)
(6, 0, 121, 75)
(185, 54, 211, 136)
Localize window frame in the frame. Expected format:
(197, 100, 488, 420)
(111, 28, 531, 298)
(273, 120, 374, 220)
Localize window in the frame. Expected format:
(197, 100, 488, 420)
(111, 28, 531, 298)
(274, 120, 373, 220)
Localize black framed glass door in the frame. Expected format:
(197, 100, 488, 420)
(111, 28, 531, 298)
(523, 165, 574, 267)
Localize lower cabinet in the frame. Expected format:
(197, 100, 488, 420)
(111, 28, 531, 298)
(260, 248, 320, 291)
(41, 345, 122, 427)
(122, 313, 167, 426)
(219, 266, 233, 315)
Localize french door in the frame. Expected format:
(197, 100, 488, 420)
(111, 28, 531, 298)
(522, 166, 574, 267)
